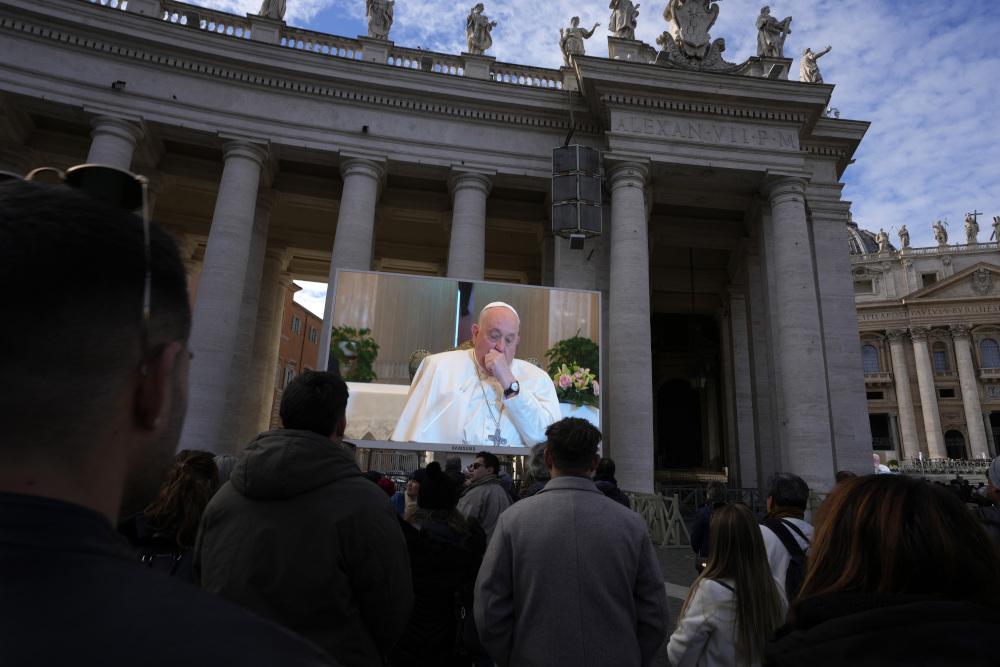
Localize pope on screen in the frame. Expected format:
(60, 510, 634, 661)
(390, 302, 560, 447)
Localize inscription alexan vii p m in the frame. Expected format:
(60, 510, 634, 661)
(611, 112, 799, 151)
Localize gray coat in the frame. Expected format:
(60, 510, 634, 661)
(474, 475, 670, 667)
(457, 474, 512, 541)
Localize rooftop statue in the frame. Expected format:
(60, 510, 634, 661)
(756, 6, 792, 58)
(466, 3, 497, 55)
(800, 45, 831, 83)
(932, 219, 948, 245)
(993, 215, 1000, 241)
(965, 212, 980, 244)
(257, 0, 285, 21)
(898, 224, 910, 249)
(876, 228, 890, 253)
(608, 0, 640, 40)
(560, 17, 600, 66)
(366, 0, 394, 40)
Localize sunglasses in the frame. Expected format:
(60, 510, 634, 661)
(470, 462, 486, 470)
(0, 164, 151, 373)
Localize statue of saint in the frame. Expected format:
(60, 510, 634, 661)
(932, 220, 948, 245)
(560, 17, 600, 65)
(756, 6, 792, 58)
(992, 215, 1000, 241)
(965, 213, 980, 244)
(257, 0, 285, 21)
(800, 45, 831, 83)
(898, 224, 910, 249)
(366, 0, 394, 39)
(876, 228, 890, 253)
(466, 3, 497, 55)
(608, 0, 640, 40)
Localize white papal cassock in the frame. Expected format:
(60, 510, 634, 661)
(390, 349, 561, 447)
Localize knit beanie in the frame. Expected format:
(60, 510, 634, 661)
(418, 461, 458, 510)
(376, 478, 396, 497)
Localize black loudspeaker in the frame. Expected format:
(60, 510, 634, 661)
(552, 146, 602, 247)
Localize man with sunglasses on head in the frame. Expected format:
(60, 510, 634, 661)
(391, 301, 561, 448)
(0, 179, 335, 666)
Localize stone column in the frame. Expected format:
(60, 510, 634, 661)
(446, 171, 493, 281)
(888, 412, 901, 458)
(761, 178, 833, 487)
(886, 328, 920, 460)
(248, 250, 289, 437)
(983, 411, 997, 458)
(728, 286, 758, 488)
(950, 324, 989, 456)
(317, 158, 385, 370)
(222, 191, 277, 450)
(706, 378, 721, 468)
(87, 116, 143, 171)
(606, 160, 653, 493)
(909, 326, 946, 459)
(259, 271, 293, 433)
(178, 140, 269, 454)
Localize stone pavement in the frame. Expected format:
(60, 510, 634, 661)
(651, 546, 701, 667)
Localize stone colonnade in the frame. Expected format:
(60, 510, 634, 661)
(881, 325, 991, 460)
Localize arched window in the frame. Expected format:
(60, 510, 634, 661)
(861, 345, 880, 373)
(981, 339, 1000, 368)
(932, 342, 949, 372)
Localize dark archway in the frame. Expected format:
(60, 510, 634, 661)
(656, 378, 702, 468)
(944, 430, 967, 460)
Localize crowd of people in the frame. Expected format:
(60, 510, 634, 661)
(4, 178, 1000, 667)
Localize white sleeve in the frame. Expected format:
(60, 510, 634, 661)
(502, 363, 562, 446)
(666, 580, 718, 667)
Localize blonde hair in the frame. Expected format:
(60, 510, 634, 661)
(403, 504, 471, 535)
(677, 503, 785, 665)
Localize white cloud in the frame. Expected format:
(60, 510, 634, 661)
(293, 280, 328, 318)
(191, 0, 1000, 250)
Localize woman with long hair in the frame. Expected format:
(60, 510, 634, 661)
(118, 449, 218, 581)
(766, 474, 1000, 665)
(668, 503, 786, 667)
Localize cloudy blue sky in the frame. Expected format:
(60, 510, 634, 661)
(184, 0, 1000, 316)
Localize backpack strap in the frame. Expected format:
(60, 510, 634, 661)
(778, 518, 810, 546)
(710, 579, 735, 593)
(761, 518, 808, 559)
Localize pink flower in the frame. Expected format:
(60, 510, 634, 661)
(559, 374, 573, 389)
(574, 370, 583, 379)
(592, 381, 600, 396)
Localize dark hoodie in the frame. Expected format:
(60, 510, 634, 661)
(195, 429, 413, 667)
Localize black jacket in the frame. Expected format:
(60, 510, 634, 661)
(766, 592, 1000, 667)
(0, 493, 335, 666)
(195, 430, 413, 667)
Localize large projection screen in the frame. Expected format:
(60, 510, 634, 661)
(329, 270, 601, 453)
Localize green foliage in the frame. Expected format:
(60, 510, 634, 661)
(545, 332, 599, 379)
(329, 325, 379, 382)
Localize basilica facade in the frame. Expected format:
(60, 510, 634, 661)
(0, 0, 874, 493)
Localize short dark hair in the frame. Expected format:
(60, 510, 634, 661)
(475, 451, 500, 475)
(595, 457, 616, 477)
(835, 470, 857, 484)
(279, 371, 349, 437)
(0, 180, 190, 446)
(445, 455, 462, 471)
(767, 472, 810, 510)
(545, 417, 601, 472)
(706, 480, 727, 501)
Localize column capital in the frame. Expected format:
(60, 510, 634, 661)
(885, 328, 910, 344)
(340, 157, 386, 182)
(949, 323, 973, 340)
(889, 411, 899, 418)
(984, 410, 993, 417)
(909, 326, 931, 342)
(761, 176, 807, 204)
(221, 140, 269, 166)
(448, 170, 493, 196)
(264, 247, 290, 268)
(89, 115, 144, 152)
(605, 160, 649, 191)
(277, 271, 294, 288)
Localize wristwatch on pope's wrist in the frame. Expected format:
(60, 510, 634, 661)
(503, 381, 520, 398)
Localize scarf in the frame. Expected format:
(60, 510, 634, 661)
(763, 505, 805, 521)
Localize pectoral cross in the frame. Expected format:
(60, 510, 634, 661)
(487, 426, 507, 446)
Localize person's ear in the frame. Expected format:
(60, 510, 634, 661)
(543, 448, 554, 471)
(589, 453, 601, 473)
(135, 342, 185, 430)
(471, 323, 480, 342)
(334, 416, 347, 439)
(766, 496, 775, 512)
